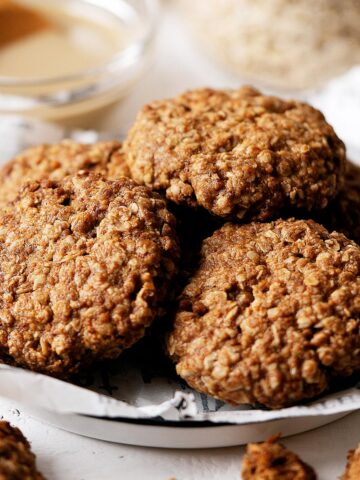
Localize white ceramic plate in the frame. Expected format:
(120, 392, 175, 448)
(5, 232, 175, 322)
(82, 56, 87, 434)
(0, 117, 358, 449)
(26, 407, 349, 449)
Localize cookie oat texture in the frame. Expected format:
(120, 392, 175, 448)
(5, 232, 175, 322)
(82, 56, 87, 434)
(0, 421, 45, 480)
(242, 436, 317, 480)
(0, 140, 130, 207)
(342, 444, 360, 480)
(167, 219, 360, 408)
(125, 87, 345, 220)
(0, 172, 179, 376)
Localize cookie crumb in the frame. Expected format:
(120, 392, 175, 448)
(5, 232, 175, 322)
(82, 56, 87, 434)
(0, 420, 45, 479)
(242, 435, 316, 479)
(341, 444, 360, 480)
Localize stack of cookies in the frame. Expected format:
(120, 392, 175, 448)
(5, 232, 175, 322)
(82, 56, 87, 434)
(0, 86, 358, 410)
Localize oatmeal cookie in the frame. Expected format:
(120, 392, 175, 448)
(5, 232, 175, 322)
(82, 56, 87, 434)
(0, 172, 179, 376)
(0, 140, 130, 206)
(242, 435, 316, 480)
(342, 444, 360, 480)
(125, 87, 345, 220)
(167, 219, 360, 409)
(316, 161, 360, 244)
(0, 421, 45, 480)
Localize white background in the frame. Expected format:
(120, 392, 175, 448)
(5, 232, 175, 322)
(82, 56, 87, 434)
(2, 396, 359, 479)
(1, 3, 359, 479)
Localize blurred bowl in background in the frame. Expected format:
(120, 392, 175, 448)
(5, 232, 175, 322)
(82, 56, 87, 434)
(0, 0, 158, 128)
(178, 0, 360, 92)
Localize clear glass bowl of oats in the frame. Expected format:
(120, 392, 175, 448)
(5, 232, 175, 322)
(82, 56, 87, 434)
(179, 0, 360, 91)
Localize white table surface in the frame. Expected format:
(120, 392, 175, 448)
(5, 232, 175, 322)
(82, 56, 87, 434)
(1, 3, 359, 479)
(1, 396, 359, 480)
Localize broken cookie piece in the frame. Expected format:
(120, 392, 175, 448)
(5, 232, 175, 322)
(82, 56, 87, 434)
(0, 421, 45, 480)
(242, 436, 316, 480)
(341, 443, 360, 480)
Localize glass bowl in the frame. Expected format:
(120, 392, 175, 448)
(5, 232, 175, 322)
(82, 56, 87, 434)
(178, 0, 360, 92)
(0, 0, 158, 127)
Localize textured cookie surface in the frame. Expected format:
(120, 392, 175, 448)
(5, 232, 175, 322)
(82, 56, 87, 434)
(167, 219, 360, 408)
(342, 444, 360, 480)
(0, 421, 45, 480)
(125, 87, 345, 220)
(0, 140, 130, 206)
(242, 436, 316, 480)
(0, 172, 179, 376)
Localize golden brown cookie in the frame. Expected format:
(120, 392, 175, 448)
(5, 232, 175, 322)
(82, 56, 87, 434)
(0, 140, 130, 207)
(342, 444, 360, 480)
(125, 87, 345, 221)
(0, 421, 45, 480)
(242, 435, 316, 480)
(0, 172, 179, 377)
(167, 219, 360, 409)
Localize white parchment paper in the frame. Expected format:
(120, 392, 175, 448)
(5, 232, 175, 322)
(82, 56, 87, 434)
(0, 361, 359, 424)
